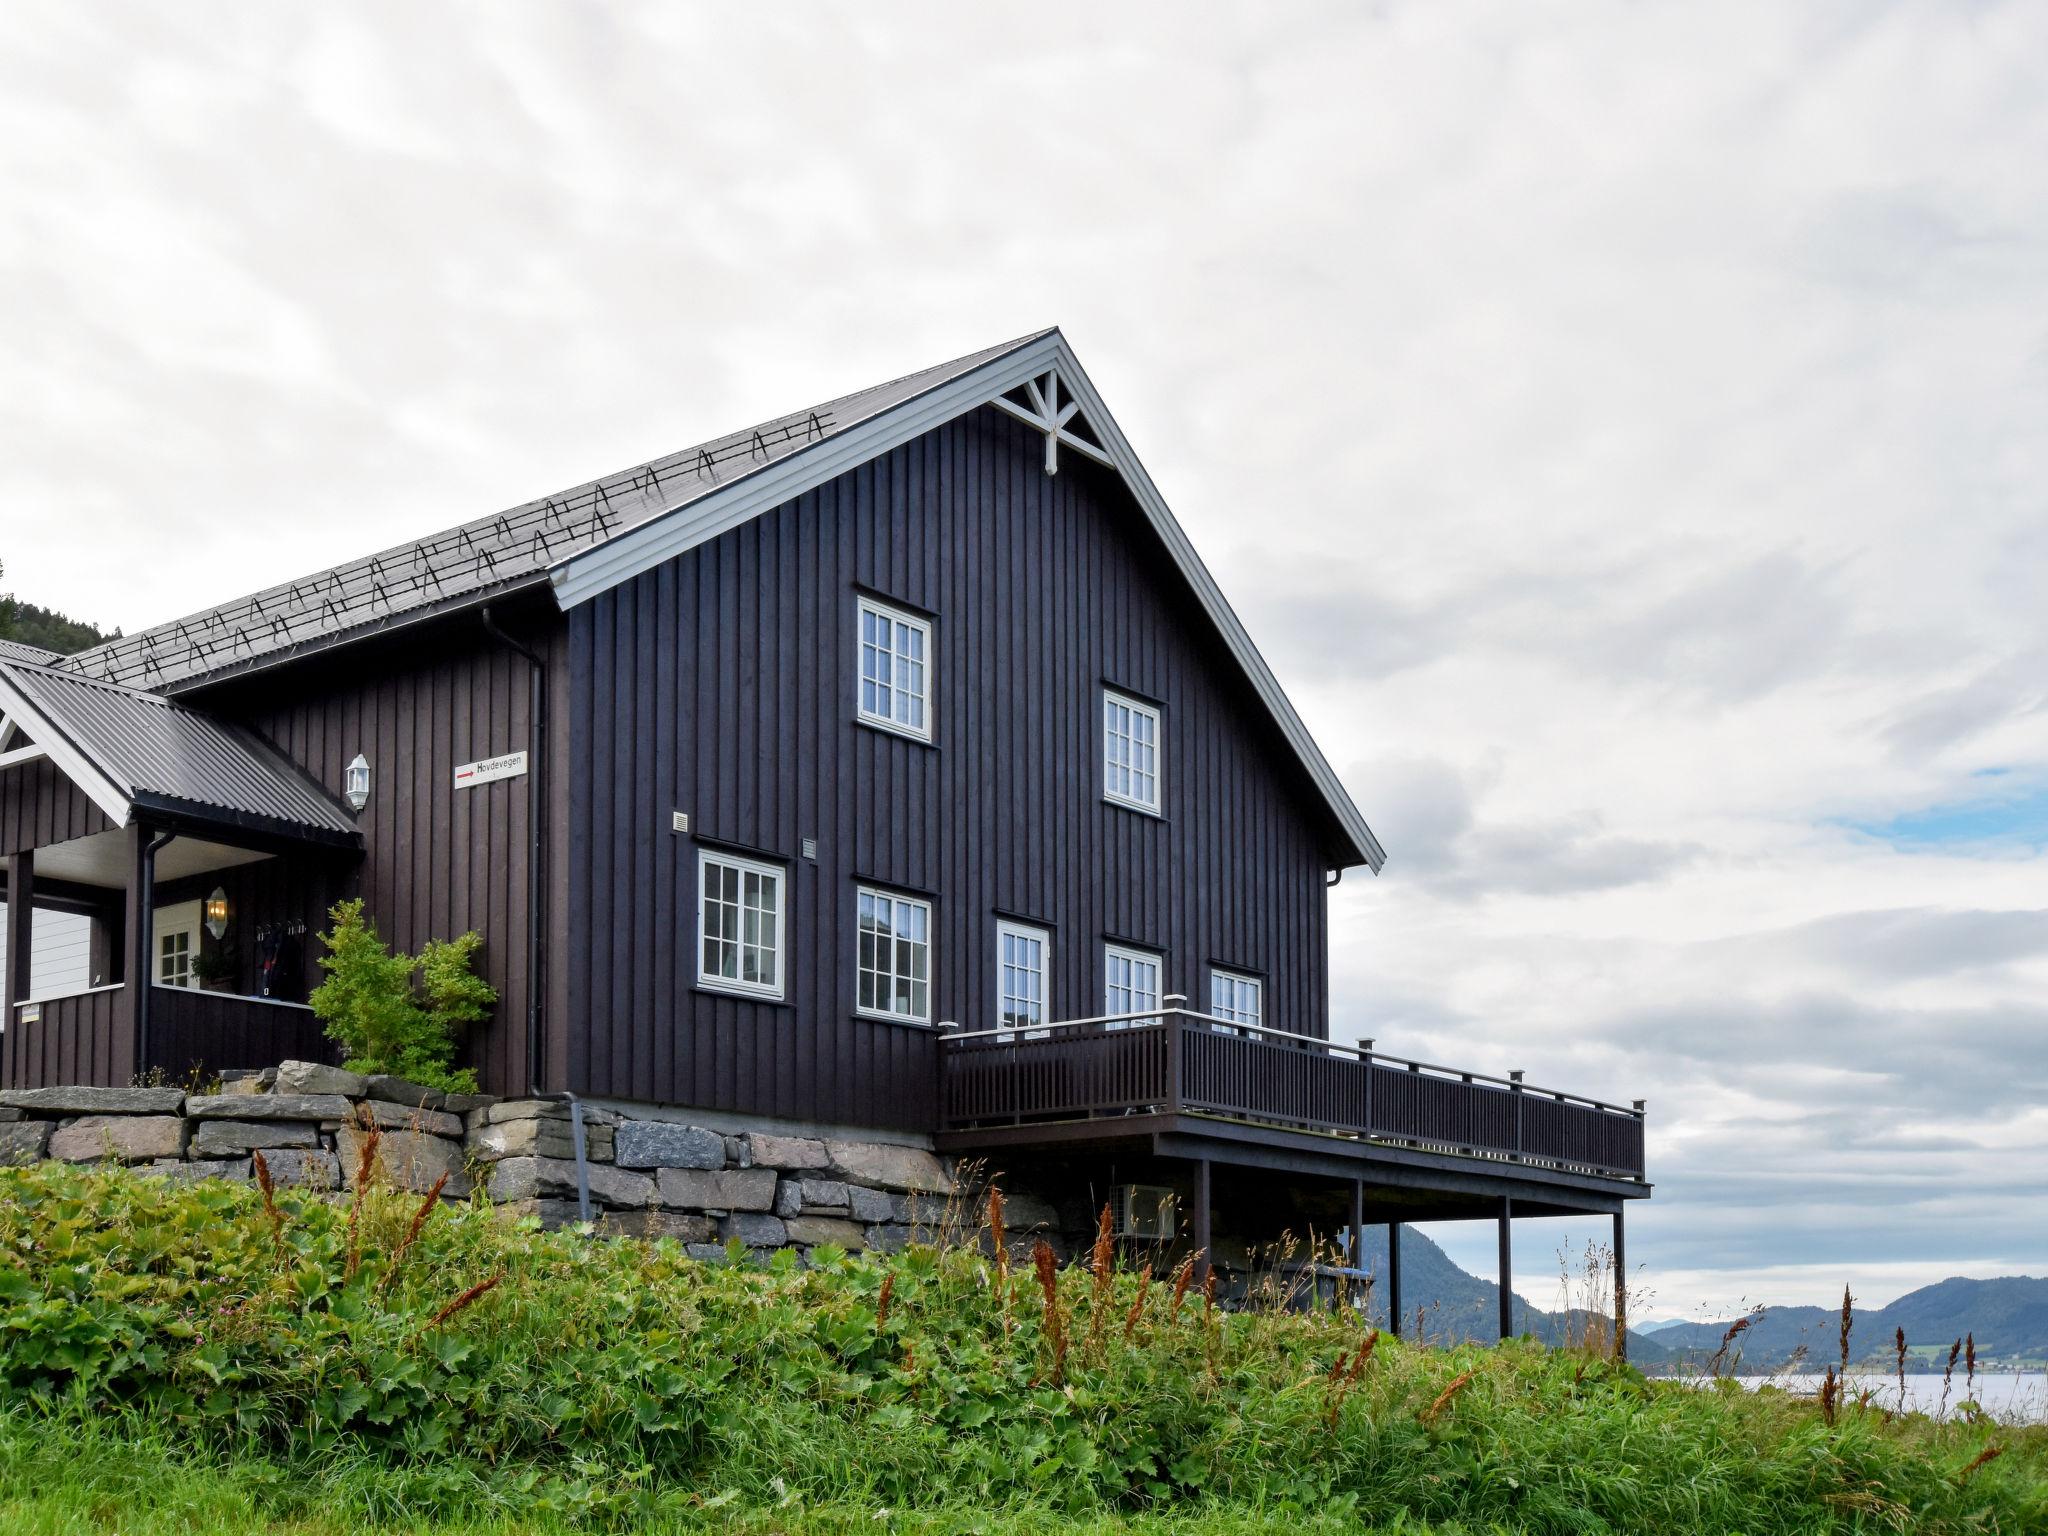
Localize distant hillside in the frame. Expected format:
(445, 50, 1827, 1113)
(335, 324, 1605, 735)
(0, 597, 114, 655)
(1641, 1276, 2048, 1374)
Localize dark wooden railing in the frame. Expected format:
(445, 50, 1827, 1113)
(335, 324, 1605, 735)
(938, 1009, 1646, 1181)
(3, 985, 331, 1090)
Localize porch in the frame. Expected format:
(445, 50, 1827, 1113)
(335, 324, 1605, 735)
(935, 1005, 1649, 1340)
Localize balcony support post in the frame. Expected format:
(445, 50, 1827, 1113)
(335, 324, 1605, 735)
(1347, 1178, 1364, 1279)
(1190, 1156, 1212, 1288)
(1387, 1220, 1403, 1335)
(3, 852, 33, 1078)
(1612, 1207, 1628, 1362)
(1497, 1196, 1515, 1341)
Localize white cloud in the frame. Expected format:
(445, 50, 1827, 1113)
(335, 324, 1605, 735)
(1, 0, 2044, 1312)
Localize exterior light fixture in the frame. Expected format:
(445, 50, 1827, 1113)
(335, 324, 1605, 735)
(204, 887, 230, 940)
(344, 753, 371, 812)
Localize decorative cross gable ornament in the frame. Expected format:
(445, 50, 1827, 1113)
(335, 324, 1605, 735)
(989, 368, 1115, 475)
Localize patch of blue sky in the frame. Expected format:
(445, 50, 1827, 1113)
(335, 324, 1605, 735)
(1839, 776, 2048, 853)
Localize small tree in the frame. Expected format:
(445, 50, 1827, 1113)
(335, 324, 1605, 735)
(309, 899, 488, 1093)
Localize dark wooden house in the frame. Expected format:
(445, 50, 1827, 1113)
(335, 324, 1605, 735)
(0, 330, 1647, 1319)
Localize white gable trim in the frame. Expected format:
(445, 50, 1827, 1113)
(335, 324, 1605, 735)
(0, 669, 134, 827)
(546, 333, 1385, 872)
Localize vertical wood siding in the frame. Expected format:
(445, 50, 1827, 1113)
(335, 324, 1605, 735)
(565, 406, 1338, 1131)
(0, 760, 111, 856)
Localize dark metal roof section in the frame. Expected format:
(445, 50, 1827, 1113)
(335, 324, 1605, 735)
(58, 331, 1054, 694)
(0, 658, 360, 847)
(0, 638, 60, 665)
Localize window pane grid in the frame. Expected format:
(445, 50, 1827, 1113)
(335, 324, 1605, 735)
(1103, 945, 1161, 1030)
(858, 599, 931, 738)
(997, 923, 1049, 1039)
(1103, 692, 1160, 811)
(1210, 971, 1263, 1031)
(698, 853, 783, 997)
(857, 887, 931, 1022)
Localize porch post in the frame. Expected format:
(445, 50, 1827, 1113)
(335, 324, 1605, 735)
(1613, 1207, 1628, 1363)
(121, 823, 156, 1081)
(1190, 1157, 1212, 1288)
(1497, 1196, 1515, 1341)
(3, 852, 33, 1078)
(1387, 1220, 1403, 1335)
(1348, 1178, 1364, 1283)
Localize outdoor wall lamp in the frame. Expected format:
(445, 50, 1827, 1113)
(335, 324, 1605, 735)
(204, 887, 230, 940)
(344, 753, 371, 812)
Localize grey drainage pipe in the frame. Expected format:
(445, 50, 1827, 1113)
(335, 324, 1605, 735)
(531, 1091, 592, 1225)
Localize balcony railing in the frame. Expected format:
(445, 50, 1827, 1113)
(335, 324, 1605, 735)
(937, 1008, 1646, 1182)
(2, 984, 330, 1090)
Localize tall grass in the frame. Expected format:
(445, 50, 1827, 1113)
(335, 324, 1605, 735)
(0, 1161, 2041, 1534)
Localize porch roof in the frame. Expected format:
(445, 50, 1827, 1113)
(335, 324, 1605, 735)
(0, 658, 360, 850)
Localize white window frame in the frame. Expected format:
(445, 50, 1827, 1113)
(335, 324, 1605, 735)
(1102, 688, 1162, 814)
(856, 886, 932, 1024)
(995, 919, 1051, 1041)
(1209, 968, 1263, 1033)
(1102, 942, 1162, 1030)
(857, 595, 933, 742)
(696, 849, 786, 1000)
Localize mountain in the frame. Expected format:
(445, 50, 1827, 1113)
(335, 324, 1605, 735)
(1632, 1277, 2048, 1374)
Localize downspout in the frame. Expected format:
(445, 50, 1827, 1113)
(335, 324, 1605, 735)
(478, 608, 589, 1224)
(135, 829, 175, 1073)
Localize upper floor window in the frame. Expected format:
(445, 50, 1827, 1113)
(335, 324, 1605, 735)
(858, 596, 932, 740)
(1102, 689, 1160, 813)
(857, 886, 931, 1023)
(1210, 969, 1263, 1032)
(996, 920, 1050, 1040)
(1103, 942, 1161, 1029)
(698, 850, 784, 999)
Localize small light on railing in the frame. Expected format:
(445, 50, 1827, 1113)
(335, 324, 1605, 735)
(204, 887, 230, 940)
(344, 753, 371, 812)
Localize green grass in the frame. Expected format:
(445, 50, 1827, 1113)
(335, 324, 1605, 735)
(0, 1161, 2041, 1534)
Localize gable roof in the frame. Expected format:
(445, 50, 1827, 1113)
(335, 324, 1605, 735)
(54, 330, 1382, 871)
(0, 658, 359, 847)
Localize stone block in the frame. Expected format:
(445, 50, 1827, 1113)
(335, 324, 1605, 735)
(497, 1198, 592, 1231)
(187, 1094, 350, 1123)
(825, 1139, 950, 1194)
(847, 1184, 897, 1224)
(774, 1180, 803, 1217)
(258, 1148, 342, 1189)
(684, 1243, 730, 1263)
(745, 1132, 830, 1170)
(485, 1098, 619, 1127)
(783, 1215, 865, 1249)
(864, 1223, 918, 1253)
(0, 1106, 19, 1121)
(339, 1127, 472, 1198)
(0, 1121, 54, 1165)
(217, 1070, 275, 1096)
(275, 1061, 368, 1098)
(614, 1121, 724, 1170)
(148, 1157, 251, 1183)
(49, 1115, 186, 1163)
(191, 1119, 319, 1156)
(0, 1086, 184, 1115)
(799, 1178, 852, 1213)
(359, 1100, 464, 1137)
(656, 1166, 776, 1213)
(361, 1073, 441, 1109)
(994, 1189, 1061, 1231)
(720, 1212, 787, 1246)
(468, 1118, 576, 1162)
(486, 1156, 651, 1210)
(624, 1209, 718, 1244)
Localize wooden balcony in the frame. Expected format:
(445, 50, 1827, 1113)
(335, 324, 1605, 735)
(3, 984, 331, 1089)
(937, 1009, 1646, 1184)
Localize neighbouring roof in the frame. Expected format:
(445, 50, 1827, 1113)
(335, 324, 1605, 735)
(0, 638, 61, 665)
(52, 329, 1383, 870)
(0, 658, 359, 847)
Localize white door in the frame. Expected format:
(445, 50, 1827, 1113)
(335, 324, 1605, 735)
(151, 900, 201, 989)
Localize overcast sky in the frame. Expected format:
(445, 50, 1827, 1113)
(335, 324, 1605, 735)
(4, 3, 2044, 1317)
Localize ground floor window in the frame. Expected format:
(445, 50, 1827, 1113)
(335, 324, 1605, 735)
(698, 850, 784, 999)
(857, 887, 931, 1022)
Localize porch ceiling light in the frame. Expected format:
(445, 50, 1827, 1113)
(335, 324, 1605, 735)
(204, 887, 230, 940)
(344, 753, 371, 812)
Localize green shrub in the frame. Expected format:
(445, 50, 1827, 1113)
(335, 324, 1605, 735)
(0, 1162, 2040, 1533)
(307, 900, 489, 1093)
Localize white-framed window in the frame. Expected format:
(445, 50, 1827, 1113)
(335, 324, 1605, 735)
(1210, 969, 1263, 1032)
(158, 930, 192, 989)
(857, 596, 932, 741)
(697, 850, 784, 999)
(996, 920, 1050, 1040)
(1102, 689, 1161, 813)
(1103, 943, 1162, 1030)
(857, 886, 931, 1023)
